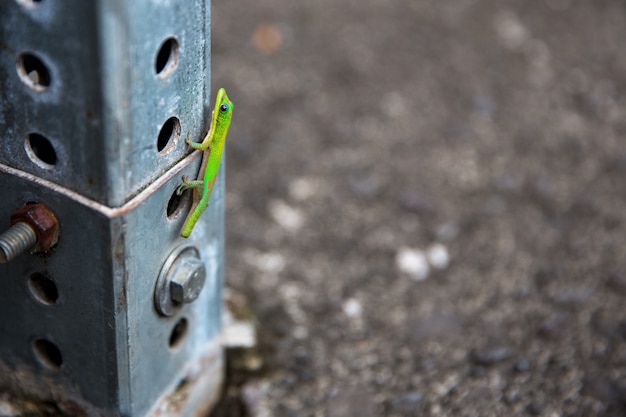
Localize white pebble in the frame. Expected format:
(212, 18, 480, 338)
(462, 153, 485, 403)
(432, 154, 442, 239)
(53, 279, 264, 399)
(254, 252, 285, 273)
(293, 326, 309, 340)
(396, 247, 430, 281)
(494, 11, 529, 50)
(342, 298, 362, 318)
(289, 177, 319, 201)
(221, 320, 256, 348)
(269, 200, 304, 231)
(427, 243, 450, 270)
(0, 400, 19, 417)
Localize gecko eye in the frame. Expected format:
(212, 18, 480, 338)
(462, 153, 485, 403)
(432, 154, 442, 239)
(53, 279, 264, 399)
(219, 103, 229, 113)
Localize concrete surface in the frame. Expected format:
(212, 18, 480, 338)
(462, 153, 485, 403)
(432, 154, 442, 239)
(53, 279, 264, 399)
(210, 1, 626, 416)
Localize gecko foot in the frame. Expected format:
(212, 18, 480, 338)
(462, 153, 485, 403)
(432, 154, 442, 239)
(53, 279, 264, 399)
(176, 175, 191, 195)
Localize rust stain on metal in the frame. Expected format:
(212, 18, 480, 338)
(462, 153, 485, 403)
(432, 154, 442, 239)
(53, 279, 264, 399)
(149, 344, 223, 417)
(10, 202, 59, 251)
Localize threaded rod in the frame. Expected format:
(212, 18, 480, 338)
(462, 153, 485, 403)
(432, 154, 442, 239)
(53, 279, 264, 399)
(0, 222, 37, 263)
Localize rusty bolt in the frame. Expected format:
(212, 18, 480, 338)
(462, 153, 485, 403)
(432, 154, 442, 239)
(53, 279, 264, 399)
(10, 203, 59, 251)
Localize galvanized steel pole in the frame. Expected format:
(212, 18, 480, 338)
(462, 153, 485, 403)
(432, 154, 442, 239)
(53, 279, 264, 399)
(0, 1, 224, 416)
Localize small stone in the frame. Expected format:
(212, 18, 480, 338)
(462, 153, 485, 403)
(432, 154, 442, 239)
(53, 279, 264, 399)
(494, 10, 529, 50)
(0, 400, 19, 417)
(269, 200, 304, 231)
(349, 177, 381, 199)
(410, 314, 464, 342)
(290, 349, 314, 382)
(513, 358, 530, 373)
(342, 298, 362, 318)
(327, 387, 375, 417)
(582, 373, 626, 405)
(293, 326, 309, 340)
(400, 192, 434, 214)
(250, 251, 286, 273)
(241, 380, 271, 417)
(433, 374, 460, 397)
(381, 91, 409, 118)
(390, 392, 423, 414)
(221, 319, 256, 348)
(503, 391, 519, 405)
(469, 366, 486, 377)
(468, 346, 514, 366)
(258, 302, 292, 338)
(435, 223, 459, 241)
(242, 351, 264, 371)
(618, 320, 626, 341)
(289, 177, 319, 201)
(252, 23, 283, 55)
(537, 313, 572, 339)
(550, 286, 592, 307)
(589, 308, 616, 337)
(396, 247, 430, 281)
(426, 243, 450, 270)
(606, 274, 626, 295)
(525, 401, 543, 416)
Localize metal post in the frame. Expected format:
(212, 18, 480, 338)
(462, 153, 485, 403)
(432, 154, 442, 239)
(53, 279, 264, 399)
(0, 1, 223, 416)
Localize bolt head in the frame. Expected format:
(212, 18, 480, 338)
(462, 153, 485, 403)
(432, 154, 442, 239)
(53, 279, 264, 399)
(169, 257, 206, 304)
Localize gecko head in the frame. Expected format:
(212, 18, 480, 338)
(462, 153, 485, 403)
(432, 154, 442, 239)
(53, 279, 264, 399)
(216, 88, 234, 121)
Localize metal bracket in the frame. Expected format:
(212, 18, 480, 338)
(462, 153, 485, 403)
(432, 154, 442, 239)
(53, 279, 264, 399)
(0, 1, 223, 416)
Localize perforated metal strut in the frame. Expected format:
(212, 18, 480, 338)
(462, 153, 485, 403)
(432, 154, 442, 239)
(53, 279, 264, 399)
(0, 2, 224, 416)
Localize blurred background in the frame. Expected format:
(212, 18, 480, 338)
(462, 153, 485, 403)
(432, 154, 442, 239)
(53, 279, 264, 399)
(211, 1, 626, 416)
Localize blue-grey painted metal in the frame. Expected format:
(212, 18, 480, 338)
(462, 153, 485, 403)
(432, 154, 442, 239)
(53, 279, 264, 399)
(0, 1, 211, 207)
(0, 1, 223, 416)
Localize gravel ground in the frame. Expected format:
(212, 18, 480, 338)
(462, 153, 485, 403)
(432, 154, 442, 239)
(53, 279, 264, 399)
(209, 1, 626, 416)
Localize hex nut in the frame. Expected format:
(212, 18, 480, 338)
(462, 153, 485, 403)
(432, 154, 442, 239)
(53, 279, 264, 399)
(10, 203, 59, 251)
(169, 257, 206, 304)
(155, 246, 207, 316)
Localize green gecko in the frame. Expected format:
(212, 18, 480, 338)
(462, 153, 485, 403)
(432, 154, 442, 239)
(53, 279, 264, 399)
(177, 88, 233, 238)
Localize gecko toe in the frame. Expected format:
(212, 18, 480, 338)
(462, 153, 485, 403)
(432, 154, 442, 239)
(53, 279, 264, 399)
(176, 176, 190, 195)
